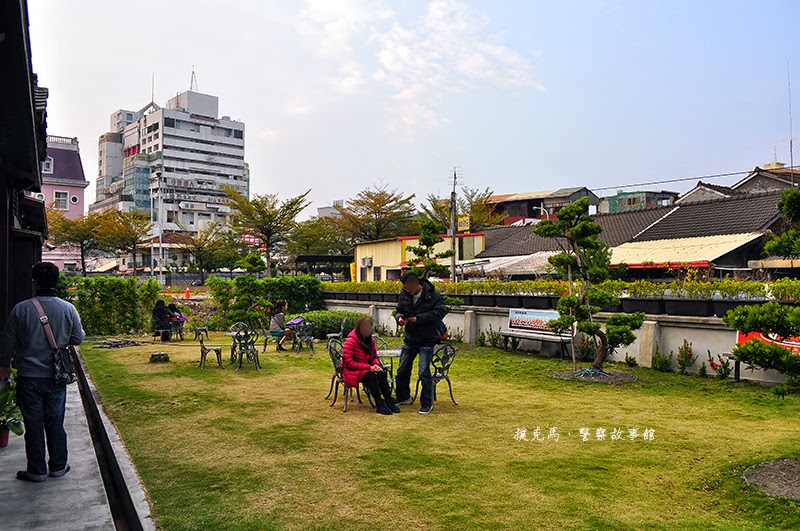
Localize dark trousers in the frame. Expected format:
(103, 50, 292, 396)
(360, 370, 393, 404)
(395, 342, 434, 407)
(16, 376, 68, 477)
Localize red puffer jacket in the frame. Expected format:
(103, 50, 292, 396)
(342, 329, 379, 388)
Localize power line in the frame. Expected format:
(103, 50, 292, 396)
(592, 168, 791, 192)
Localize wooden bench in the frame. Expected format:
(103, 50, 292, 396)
(499, 308, 571, 360)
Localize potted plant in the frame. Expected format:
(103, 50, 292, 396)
(714, 279, 768, 317)
(664, 279, 715, 317)
(442, 283, 472, 306)
(771, 278, 800, 306)
(622, 280, 666, 314)
(495, 281, 522, 308)
(0, 370, 24, 448)
(520, 280, 567, 309)
(596, 280, 625, 312)
(471, 281, 497, 307)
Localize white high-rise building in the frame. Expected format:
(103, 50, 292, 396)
(90, 90, 248, 233)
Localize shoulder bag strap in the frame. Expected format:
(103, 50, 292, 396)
(30, 298, 59, 350)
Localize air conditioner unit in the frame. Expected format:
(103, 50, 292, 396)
(361, 257, 373, 267)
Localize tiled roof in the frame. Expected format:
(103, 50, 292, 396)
(634, 190, 781, 241)
(478, 206, 672, 258)
(478, 226, 562, 257)
(46, 146, 87, 183)
(694, 181, 742, 196)
(594, 206, 675, 247)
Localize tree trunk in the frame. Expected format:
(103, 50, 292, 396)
(199, 258, 205, 284)
(131, 244, 137, 276)
(80, 244, 87, 277)
(568, 263, 576, 371)
(264, 239, 272, 277)
(591, 329, 609, 370)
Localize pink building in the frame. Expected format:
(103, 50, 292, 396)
(41, 135, 90, 271)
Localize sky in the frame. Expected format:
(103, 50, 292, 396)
(27, 0, 800, 218)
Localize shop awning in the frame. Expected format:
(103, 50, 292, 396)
(610, 233, 764, 269)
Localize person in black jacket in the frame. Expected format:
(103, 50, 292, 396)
(152, 300, 174, 341)
(394, 272, 447, 414)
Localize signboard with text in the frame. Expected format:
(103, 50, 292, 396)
(737, 331, 800, 354)
(508, 308, 560, 333)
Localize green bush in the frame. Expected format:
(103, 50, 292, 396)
(71, 276, 160, 335)
(651, 342, 673, 373)
(206, 275, 324, 329)
(290, 310, 371, 339)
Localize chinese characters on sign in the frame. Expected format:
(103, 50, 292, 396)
(514, 427, 655, 442)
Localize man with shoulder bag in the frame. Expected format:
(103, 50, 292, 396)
(0, 262, 85, 482)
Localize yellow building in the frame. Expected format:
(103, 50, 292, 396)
(353, 233, 485, 282)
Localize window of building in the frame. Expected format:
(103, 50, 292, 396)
(41, 156, 54, 174)
(234, 129, 243, 139)
(153, 132, 159, 140)
(164, 117, 176, 128)
(360, 267, 368, 282)
(54, 191, 68, 210)
(373, 267, 382, 281)
(626, 197, 639, 206)
(126, 113, 133, 121)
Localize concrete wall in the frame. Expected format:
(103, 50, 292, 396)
(324, 299, 785, 384)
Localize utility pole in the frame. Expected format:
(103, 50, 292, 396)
(450, 167, 457, 283)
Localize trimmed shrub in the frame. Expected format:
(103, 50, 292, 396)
(290, 310, 371, 339)
(71, 276, 160, 335)
(206, 275, 324, 329)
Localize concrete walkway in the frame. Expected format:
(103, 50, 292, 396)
(0, 385, 115, 530)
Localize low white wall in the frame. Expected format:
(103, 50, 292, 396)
(323, 299, 784, 384)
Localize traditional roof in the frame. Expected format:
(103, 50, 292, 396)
(634, 190, 781, 241)
(611, 233, 765, 268)
(477, 205, 673, 258)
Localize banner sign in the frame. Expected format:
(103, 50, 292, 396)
(737, 331, 800, 354)
(508, 308, 559, 332)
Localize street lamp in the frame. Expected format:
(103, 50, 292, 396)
(150, 171, 164, 286)
(532, 205, 551, 220)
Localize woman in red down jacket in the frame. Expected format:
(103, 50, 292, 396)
(342, 318, 399, 415)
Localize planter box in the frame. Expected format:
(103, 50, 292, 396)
(714, 299, 767, 317)
(495, 294, 522, 308)
(664, 298, 714, 317)
(382, 292, 399, 303)
(322, 291, 335, 300)
(599, 303, 623, 313)
(356, 292, 371, 302)
(622, 297, 665, 315)
(345, 292, 359, 301)
(521, 295, 551, 309)
(368, 293, 384, 302)
(472, 294, 496, 307)
(448, 294, 472, 306)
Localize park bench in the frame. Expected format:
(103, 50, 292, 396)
(498, 308, 571, 360)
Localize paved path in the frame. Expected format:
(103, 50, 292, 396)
(0, 384, 115, 530)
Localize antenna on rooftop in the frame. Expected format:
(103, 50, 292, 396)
(190, 65, 198, 92)
(151, 72, 155, 103)
(789, 62, 795, 185)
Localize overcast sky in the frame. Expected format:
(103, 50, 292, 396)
(28, 0, 800, 217)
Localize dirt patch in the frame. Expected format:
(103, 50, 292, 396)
(550, 370, 638, 384)
(743, 458, 800, 501)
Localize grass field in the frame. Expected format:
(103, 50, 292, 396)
(80, 334, 800, 530)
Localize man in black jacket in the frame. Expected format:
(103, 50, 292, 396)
(394, 272, 447, 414)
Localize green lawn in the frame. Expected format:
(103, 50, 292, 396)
(80, 335, 800, 530)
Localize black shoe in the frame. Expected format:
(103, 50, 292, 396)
(387, 399, 401, 414)
(16, 470, 47, 482)
(418, 404, 433, 415)
(375, 402, 394, 415)
(49, 464, 70, 478)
